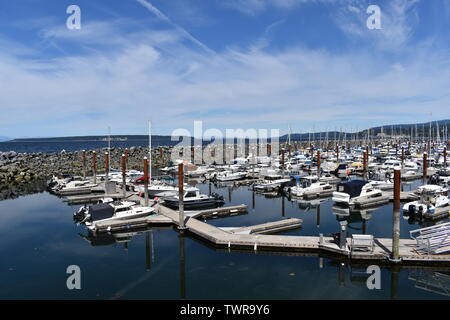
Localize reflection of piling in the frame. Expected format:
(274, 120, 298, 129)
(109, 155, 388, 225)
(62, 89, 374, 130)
(390, 266, 400, 300)
(178, 163, 186, 230)
(146, 232, 151, 271)
(316, 203, 321, 228)
(121, 154, 126, 197)
(281, 194, 285, 217)
(92, 151, 97, 184)
(392, 169, 401, 262)
(143, 157, 149, 206)
(179, 233, 186, 300)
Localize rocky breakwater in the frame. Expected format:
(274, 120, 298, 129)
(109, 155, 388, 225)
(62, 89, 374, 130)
(0, 146, 173, 186)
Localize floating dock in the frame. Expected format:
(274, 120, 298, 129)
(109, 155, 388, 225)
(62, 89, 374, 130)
(153, 204, 450, 265)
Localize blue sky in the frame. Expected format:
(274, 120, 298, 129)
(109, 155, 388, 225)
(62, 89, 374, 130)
(0, 0, 449, 138)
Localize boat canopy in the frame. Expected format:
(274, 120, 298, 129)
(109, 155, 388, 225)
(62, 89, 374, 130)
(337, 180, 368, 198)
(88, 203, 115, 222)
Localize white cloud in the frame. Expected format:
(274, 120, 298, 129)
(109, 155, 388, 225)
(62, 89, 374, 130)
(335, 0, 420, 52)
(0, 6, 449, 137)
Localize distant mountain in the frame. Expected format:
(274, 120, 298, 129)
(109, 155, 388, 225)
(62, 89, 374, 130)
(7, 135, 194, 146)
(280, 119, 450, 142)
(0, 136, 11, 142)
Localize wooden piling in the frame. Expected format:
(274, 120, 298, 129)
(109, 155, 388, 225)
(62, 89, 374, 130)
(363, 151, 367, 174)
(92, 151, 97, 184)
(82, 150, 86, 179)
(178, 163, 186, 230)
(444, 147, 447, 167)
(336, 145, 339, 163)
(105, 152, 109, 183)
(392, 169, 401, 262)
(317, 150, 321, 177)
(423, 152, 428, 179)
(401, 146, 404, 163)
(121, 154, 126, 197)
(143, 157, 149, 206)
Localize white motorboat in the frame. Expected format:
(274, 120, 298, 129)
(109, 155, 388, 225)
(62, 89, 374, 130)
(332, 180, 385, 207)
(287, 176, 335, 198)
(403, 185, 449, 216)
(74, 200, 156, 231)
(55, 180, 99, 196)
(216, 171, 247, 182)
(163, 187, 224, 210)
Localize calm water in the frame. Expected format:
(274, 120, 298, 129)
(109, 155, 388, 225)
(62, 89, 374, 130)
(1, 180, 449, 300)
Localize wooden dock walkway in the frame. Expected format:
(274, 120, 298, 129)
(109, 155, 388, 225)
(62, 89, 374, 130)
(154, 204, 450, 264)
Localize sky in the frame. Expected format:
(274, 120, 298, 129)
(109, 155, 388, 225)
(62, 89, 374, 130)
(0, 0, 449, 138)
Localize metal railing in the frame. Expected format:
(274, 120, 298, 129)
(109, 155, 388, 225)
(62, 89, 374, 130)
(410, 222, 450, 254)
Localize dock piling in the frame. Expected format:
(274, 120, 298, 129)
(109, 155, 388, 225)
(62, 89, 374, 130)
(82, 150, 86, 179)
(121, 154, 126, 197)
(423, 152, 428, 180)
(178, 163, 186, 230)
(105, 152, 109, 185)
(144, 157, 149, 206)
(392, 169, 401, 262)
(92, 151, 97, 184)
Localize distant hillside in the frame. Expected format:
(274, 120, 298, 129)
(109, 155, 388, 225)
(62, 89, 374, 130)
(0, 136, 10, 142)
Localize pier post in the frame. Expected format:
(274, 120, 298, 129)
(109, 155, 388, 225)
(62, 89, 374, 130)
(423, 152, 428, 180)
(143, 157, 149, 206)
(92, 151, 97, 184)
(336, 145, 339, 163)
(317, 150, 321, 177)
(392, 168, 401, 262)
(363, 151, 367, 175)
(82, 150, 86, 180)
(105, 152, 109, 186)
(125, 148, 129, 165)
(281, 149, 285, 173)
(444, 147, 447, 167)
(401, 146, 404, 164)
(121, 154, 126, 197)
(178, 163, 186, 230)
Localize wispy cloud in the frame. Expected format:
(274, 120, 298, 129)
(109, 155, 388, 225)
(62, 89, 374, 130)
(335, 0, 420, 52)
(136, 0, 215, 55)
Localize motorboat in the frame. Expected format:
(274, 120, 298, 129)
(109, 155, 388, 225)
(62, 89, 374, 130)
(403, 185, 449, 217)
(287, 176, 335, 198)
(136, 183, 179, 198)
(54, 180, 99, 196)
(332, 180, 385, 208)
(163, 187, 225, 210)
(74, 200, 156, 231)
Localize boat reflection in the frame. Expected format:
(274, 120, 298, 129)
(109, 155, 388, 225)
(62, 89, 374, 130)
(332, 205, 375, 233)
